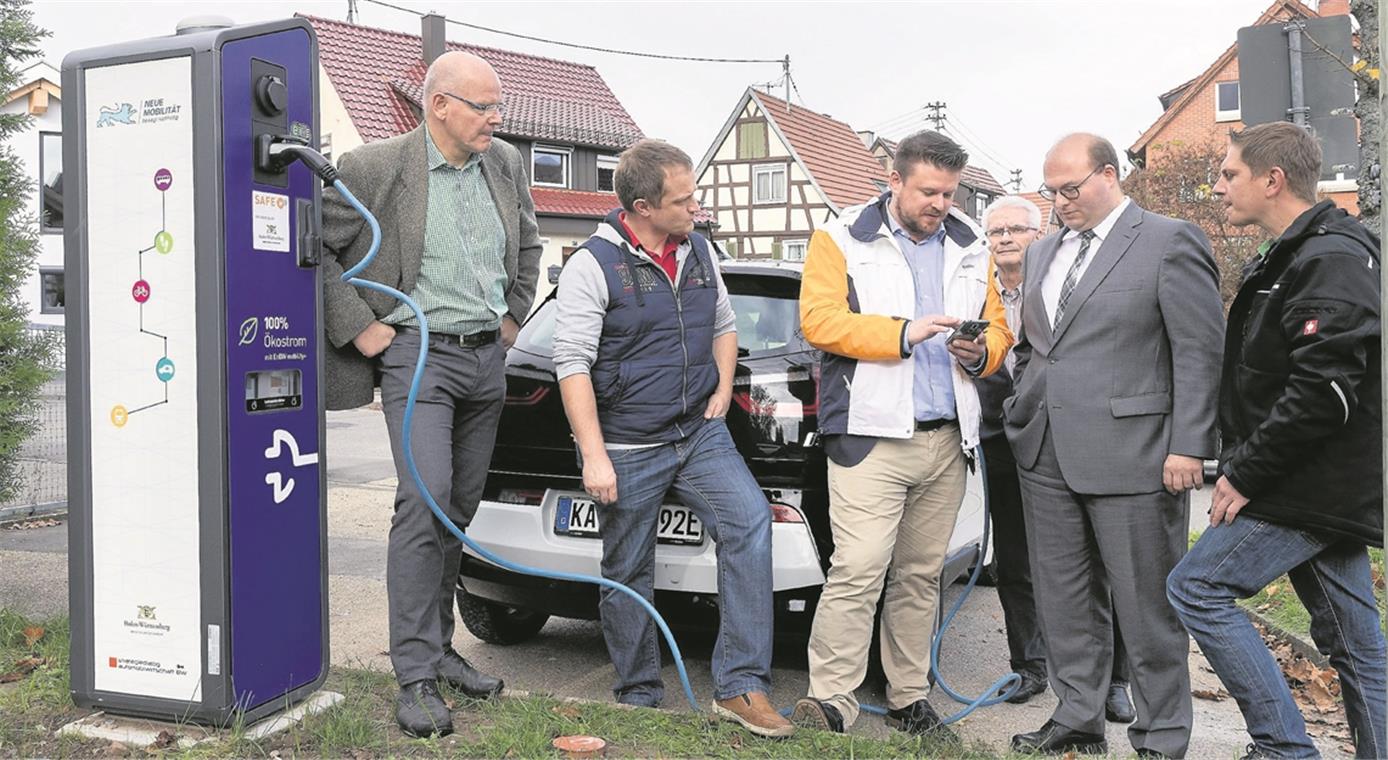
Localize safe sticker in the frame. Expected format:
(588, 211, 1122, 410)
(252, 191, 290, 252)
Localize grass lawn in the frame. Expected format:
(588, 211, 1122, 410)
(0, 608, 993, 759)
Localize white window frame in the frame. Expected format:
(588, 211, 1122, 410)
(1215, 81, 1241, 123)
(752, 163, 787, 205)
(596, 154, 619, 193)
(532, 144, 572, 188)
(782, 239, 808, 262)
(39, 266, 64, 315)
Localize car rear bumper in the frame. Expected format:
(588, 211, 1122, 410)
(460, 495, 826, 595)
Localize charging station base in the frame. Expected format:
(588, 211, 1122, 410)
(58, 691, 344, 749)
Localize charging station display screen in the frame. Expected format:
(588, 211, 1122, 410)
(83, 56, 202, 702)
(244, 369, 302, 412)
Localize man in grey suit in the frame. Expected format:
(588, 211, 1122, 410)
(1004, 134, 1223, 758)
(320, 51, 542, 737)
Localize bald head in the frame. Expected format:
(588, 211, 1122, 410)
(423, 51, 504, 165)
(423, 51, 499, 100)
(1042, 132, 1124, 232)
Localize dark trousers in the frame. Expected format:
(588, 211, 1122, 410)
(984, 435, 1128, 684)
(379, 332, 506, 686)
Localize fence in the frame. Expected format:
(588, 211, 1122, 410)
(0, 324, 67, 520)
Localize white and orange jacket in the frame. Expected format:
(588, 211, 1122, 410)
(799, 194, 1013, 455)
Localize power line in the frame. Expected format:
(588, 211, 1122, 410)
(942, 116, 1017, 180)
(867, 106, 926, 131)
(361, 0, 783, 64)
(943, 113, 1019, 175)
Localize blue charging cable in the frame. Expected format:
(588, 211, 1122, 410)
(325, 171, 1016, 727)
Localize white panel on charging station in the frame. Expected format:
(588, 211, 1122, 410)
(84, 58, 202, 701)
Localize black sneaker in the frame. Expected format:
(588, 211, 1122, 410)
(790, 697, 845, 733)
(885, 698, 955, 739)
(396, 680, 453, 738)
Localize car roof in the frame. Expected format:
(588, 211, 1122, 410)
(719, 260, 804, 279)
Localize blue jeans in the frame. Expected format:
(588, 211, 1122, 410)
(1168, 515, 1386, 759)
(595, 417, 773, 706)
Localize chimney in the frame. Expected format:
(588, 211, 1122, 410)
(857, 130, 876, 148)
(1316, 0, 1349, 17)
(422, 13, 446, 66)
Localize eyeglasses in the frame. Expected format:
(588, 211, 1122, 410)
(1037, 164, 1108, 201)
(442, 92, 506, 116)
(985, 224, 1038, 239)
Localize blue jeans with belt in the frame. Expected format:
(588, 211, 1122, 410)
(594, 417, 774, 706)
(1168, 515, 1386, 759)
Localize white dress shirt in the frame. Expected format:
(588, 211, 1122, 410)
(1042, 197, 1131, 327)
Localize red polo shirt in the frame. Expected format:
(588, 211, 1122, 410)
(618, 212, 682, 283)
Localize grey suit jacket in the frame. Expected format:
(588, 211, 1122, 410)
(319, 126, 543, 410)
(1002, 201, 1223, 494)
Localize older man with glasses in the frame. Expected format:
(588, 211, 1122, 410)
(1002, 134, 1224, 757)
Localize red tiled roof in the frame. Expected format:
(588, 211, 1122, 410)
(754, 90, 887, 211)
(528, 187, 715, 224)
(1018, 191, 1058, 235)
(529, 188, 618, 218)
(961, 165, 1006, 195)
(303, 15, 644, 148)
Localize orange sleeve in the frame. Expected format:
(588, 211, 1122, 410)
(977, 257, 1015, 378)
(798, 229, 908, 361)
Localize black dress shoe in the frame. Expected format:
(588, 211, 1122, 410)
(438, 648, 504, 698)
(1005, 671, 1048, 704)
(1010, 719, 1108, 755)
(790, 697, 845, 733)
(1136, 749, 1172, 759)
(885, 699, 956, 740)
(396, 680, 453, 738)
(1105, 682, 1135, 723)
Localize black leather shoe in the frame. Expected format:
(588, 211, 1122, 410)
(1010, 719, 1107, 755)
(1005, 670, 1048, 704)
(1136, 749, 1172, 759)
(790, 697, 844, 733)
(438, 648, 503, 698)
(885, 698, 955, 739)
(1105, 682, 1135, 723)
(396, 680, 453, 738)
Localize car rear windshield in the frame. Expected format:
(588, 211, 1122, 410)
(514, 271, 807, 358)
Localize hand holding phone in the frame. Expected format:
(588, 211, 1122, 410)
(945, 319, 989, 344)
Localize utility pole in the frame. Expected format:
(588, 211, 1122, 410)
(347, 0, 358, 23)
(783, 55, 791, 111)
(1010, 169, 1024, 193)
(925, 101, 946, 131)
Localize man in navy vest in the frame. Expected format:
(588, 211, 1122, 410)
(553, 140, 793, 737)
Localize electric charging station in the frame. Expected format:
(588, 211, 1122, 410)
(62, 17, 328, 724)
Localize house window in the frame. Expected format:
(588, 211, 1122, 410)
(532, 145, 571, 188)
(721, 239, 739, 259)
(974, 191, 992, 217)
(737, 122, 767, 159)
(40, 267, 64, 314)
(39, 132, 62, 232)
(782, 239, 808, 262)
(1215, 81, 1240, 123)
(320, 132, 333, 163)
(752, 164, 786, 204)
(597, 155, 618, 193)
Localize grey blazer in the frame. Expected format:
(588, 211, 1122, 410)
(319, 126, 543, 410)
(1002, 201, 1223, 494)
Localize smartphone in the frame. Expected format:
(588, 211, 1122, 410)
(945, 319, 989, 344)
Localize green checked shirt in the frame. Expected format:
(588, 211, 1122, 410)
(383, 128, 508, 334)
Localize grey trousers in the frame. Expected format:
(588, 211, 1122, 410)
(379, 332, 505, 687)
(1017, 425, 1192, 758)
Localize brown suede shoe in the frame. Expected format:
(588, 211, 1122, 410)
(711, 692, 795, 738)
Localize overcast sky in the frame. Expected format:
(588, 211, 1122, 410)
(32, 0, 1284, 190)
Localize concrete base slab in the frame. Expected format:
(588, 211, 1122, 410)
(58, 690, 345, 748)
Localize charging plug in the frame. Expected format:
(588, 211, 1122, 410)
(257, 134, 339, 184)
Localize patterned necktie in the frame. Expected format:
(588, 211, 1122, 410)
(1053, 229, 1096, 329)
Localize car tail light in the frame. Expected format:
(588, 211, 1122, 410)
(731, 368, 814, 419)
(504, 379, 550, 406)
(768, 502, 804, 523)
(497, 488, 544, 506)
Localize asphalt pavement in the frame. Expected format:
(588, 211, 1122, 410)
(0, 407, 1346, 757)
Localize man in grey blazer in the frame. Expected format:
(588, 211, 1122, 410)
(1004, 134, 1222, 758)
(320, 51, 542, 738)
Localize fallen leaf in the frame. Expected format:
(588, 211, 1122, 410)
(0, 657, 45, 683)
(269, 751, 282, 759)
(1286, 659, 1318, 683)
(152, 730, 177, 749)
(22, 626, 44, 647)
(104, 741, 129, 757)
(1265, 584, 1280, 597)
(1305, 678, 1338, 713)
(551, 705, 581, 719)
(1062, 752, 1079, 760)
(1192, 688, 1228, 701)
(1256, 603, 1272, 612)
(729, 734, 743, 750)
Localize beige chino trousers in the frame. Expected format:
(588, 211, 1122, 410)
(806, 424, 967, 726)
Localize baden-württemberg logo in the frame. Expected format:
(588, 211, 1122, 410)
(136, 605, 156, 621)
(124, 604, 170, 634)
(96, 97, 183, 128)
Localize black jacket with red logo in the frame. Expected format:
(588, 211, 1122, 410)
(1219, 200, 1381, 546)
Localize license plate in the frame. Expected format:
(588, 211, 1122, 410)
(554, 495, 705, 545)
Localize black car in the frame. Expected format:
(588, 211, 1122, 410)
(456, 261, 987, 645)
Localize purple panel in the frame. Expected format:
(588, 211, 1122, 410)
(220, 28, 324, 710)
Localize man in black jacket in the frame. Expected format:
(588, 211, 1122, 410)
(1167, 122, 1384, 760)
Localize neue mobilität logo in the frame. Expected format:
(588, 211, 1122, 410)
(96, 97, 184, 128)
